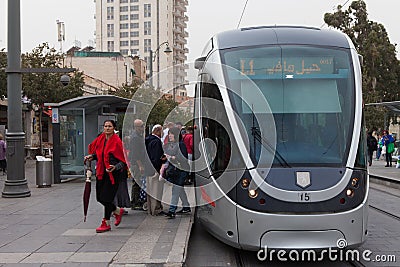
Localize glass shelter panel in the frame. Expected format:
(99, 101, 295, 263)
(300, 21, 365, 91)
(59, 109, 85, 176)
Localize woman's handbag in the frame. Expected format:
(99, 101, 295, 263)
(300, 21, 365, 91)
(165, 163, 180, 183)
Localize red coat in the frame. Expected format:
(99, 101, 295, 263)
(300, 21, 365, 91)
(88, 133, 126, 184)
(183, 133, 193, 154)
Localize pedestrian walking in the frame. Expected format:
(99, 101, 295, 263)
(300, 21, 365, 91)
(84, 120, 127, 233)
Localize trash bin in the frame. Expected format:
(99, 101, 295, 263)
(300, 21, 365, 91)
(36, 156, 53, 187)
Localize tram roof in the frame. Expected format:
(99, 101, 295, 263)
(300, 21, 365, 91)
(366, 101, 400, 114)
(213, 26, 351, 50)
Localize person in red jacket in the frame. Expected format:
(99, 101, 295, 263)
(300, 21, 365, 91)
(85, 120, 126, 233)
(182, 126, 194, 184)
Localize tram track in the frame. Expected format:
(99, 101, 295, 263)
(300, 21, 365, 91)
(369, 174, 400, 221)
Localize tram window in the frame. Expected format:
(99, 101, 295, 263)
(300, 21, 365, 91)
(200, 81, 231, 177)
(221, 45, 354, 166)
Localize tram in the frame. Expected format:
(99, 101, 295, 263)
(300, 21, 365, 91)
(193, 26, 368, 251)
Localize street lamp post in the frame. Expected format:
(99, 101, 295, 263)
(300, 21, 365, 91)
(2, 0, 30, 197)
(2, 0, 75, 198)
(148, 41, 172, 88)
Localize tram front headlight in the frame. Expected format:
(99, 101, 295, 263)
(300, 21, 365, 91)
(351, 177, 359, 188)
(346, 188, 354, 198)
(248, 189, 258, 198)
(241, 178, 250, 188)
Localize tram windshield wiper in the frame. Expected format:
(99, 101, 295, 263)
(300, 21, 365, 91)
(250, 126, 291, 168)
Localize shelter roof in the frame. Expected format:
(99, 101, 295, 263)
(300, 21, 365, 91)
(366, 101, 400, 114)
(45, 95, 142, 114)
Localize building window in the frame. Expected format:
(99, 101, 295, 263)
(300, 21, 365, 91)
(131, 49, 139, 55)
(130, 31, 139, 37)
(107, 7, 114, 20)
(120, 0, 128, 3)
(120, 41, 129, 47)
(130, 40, 139, 46)
(144, 4, 151, 17)
(120, 32, 129, 38)
(120, 23, 129, 29)
(130, 23, 139, 29)
(144, 39, 151, 52)
(120, 6, 129, 12)
(144, 21, 151, 35)
(130, 5, 139, 11)
(107, 41, 114, 52)
(120, 49, 129, 55)
(107, 24, 114, 37)
(130, 13, 139, 20)
(120, 15, 129, 21)
(130, 0, 138, 2)
(107, 0, 114, 3)
(145, 56, 151, 69)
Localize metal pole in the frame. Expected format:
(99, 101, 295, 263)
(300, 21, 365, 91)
(149, 49, 153, 87)
(52, 123, 61, 184)
(2, 0, 31, 198)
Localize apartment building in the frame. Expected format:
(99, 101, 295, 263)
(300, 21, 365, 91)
(65, 49, 147, 93)
(95, 0, 188, 97)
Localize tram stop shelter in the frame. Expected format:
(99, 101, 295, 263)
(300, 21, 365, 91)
(366, 101, 400, 114)
(365, 101, 400, 129)
(45, 95, 139, 183)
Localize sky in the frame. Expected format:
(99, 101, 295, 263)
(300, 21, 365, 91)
(0, 0, 399, 63)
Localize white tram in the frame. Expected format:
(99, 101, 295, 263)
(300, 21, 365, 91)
(193, 26, 368, 251)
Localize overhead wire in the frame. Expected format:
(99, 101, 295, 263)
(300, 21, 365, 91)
(237, 0, 249, 29)
(320, 0, 351, 28)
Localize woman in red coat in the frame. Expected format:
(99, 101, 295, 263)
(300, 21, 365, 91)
(84, 120, 127, 233)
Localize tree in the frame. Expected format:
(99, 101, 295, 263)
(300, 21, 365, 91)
(22, 43, 84, 106)
(22, 42, 84, 153)
(324, 0, 400, 130)
(110, 82, 192, 134)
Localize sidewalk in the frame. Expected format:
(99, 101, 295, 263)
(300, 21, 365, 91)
(368, 156, 400, 188)
(0, 160, 194, 266)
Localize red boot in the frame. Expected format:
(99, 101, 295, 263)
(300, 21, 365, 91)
(114, 208, 125, 226)
(96, 219, 111, 233)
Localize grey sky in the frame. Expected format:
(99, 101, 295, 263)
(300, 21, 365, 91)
(0, 0, 399, 62)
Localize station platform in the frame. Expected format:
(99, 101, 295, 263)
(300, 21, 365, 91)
(368, 156, 400, 187)
(0, 159, 195, 266)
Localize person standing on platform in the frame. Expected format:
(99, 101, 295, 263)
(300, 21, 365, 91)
(164, 127, 191, 219)
(182, 126, 194, 184)
(366, 131, 377, 166)
(84, 120, 126, 233)
(144, 124, 165, 215)
(382, 130, 395, 167)
(376, 133, 383, 160)
(162, 122, 175, 144)
(129, 119, 147, 210)
(0, 134, 6, 175)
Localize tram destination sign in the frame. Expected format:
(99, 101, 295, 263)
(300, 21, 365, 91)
(240, 56, 334, 76)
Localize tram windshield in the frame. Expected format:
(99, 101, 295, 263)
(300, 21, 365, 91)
(222, 45, 355, 167)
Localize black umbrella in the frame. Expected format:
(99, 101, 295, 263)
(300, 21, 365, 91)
(83, 158, 92, 222)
